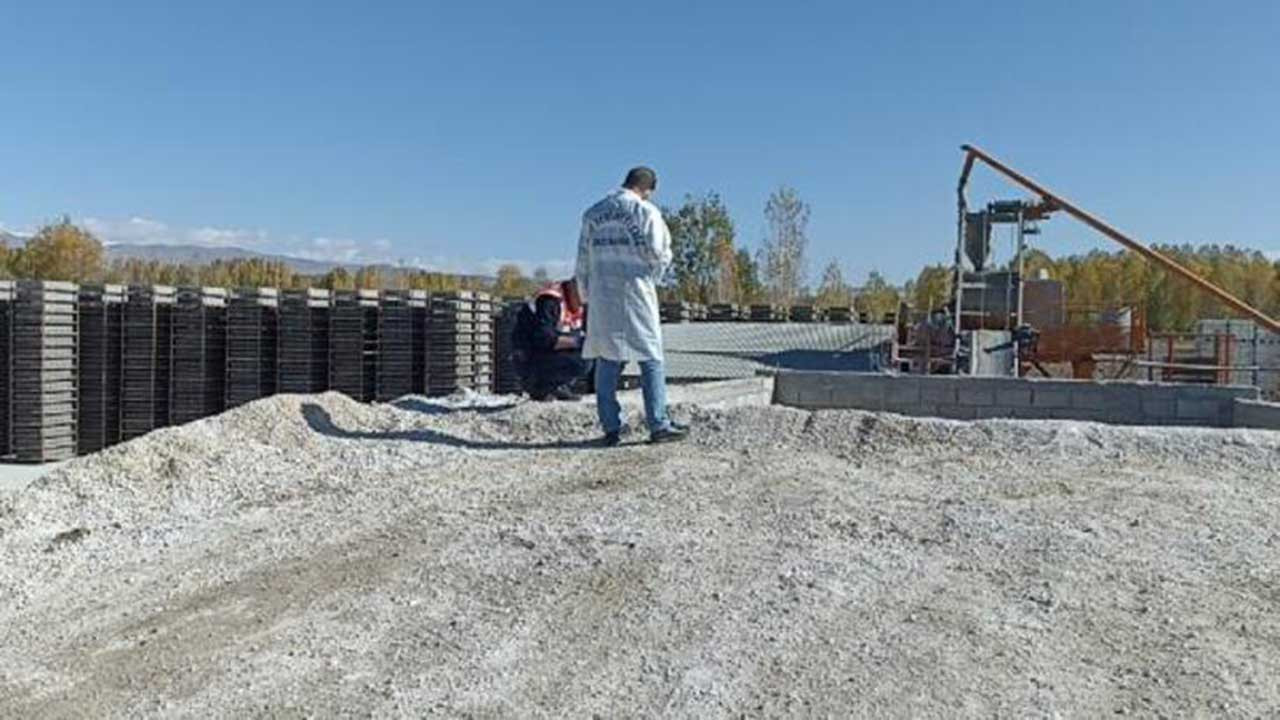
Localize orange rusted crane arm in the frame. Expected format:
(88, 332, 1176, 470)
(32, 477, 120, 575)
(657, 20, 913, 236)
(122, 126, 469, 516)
(960, 144, 1280, 335)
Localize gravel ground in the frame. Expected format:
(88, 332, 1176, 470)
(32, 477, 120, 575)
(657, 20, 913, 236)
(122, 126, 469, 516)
(1, 390, 1278, 717)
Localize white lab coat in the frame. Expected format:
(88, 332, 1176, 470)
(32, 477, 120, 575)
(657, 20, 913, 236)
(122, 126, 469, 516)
(575, 188, 672, 362)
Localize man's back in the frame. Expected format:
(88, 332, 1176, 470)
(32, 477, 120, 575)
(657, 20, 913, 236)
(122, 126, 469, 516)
(575, 188, 672, 362)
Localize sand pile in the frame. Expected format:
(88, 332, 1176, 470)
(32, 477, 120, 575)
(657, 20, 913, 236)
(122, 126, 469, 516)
(1, 390, 1278, 717)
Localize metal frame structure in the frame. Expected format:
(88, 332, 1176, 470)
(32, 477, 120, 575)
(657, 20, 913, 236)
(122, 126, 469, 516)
(957, 145, 1280, 336)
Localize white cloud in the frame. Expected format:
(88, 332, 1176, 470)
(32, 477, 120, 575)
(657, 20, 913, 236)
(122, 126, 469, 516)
(83, 216, 269, 249)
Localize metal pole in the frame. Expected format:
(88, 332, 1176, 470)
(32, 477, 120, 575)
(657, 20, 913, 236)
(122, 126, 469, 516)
(960, 144, 1280, 335)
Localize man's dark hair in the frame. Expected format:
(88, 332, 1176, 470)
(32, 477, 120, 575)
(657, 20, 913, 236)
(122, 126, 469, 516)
(623, 166, 657, 192)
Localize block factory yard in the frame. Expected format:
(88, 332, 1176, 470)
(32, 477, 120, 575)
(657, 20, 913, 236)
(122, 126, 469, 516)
(1, 389, 1278, 717)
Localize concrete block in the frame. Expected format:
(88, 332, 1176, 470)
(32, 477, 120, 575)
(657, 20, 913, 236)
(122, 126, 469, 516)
(975, 405, 1020, 420)
(1140, 397, 1176, 421)
(886, 403, 939, 419)
(830, 376, 885, 411)
(956, 382, 996, 406)
(1233, 399, 1280, 430)
(795, 381, 835, 409)
(920, 379, 958, 405)
(1050, 407, 1103, 422)
(935, 404, 978, 421)
(1030, 385, 1072, 408)
(1175, 397, 1223, 425)
(883, 377, 922, 407)
(995, 384, 1033, 407)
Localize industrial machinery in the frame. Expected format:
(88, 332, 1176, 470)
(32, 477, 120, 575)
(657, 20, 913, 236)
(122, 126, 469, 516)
(900, 145, 1280, 379)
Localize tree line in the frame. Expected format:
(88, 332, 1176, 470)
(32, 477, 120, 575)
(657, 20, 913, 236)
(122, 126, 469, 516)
(3, 216, 1278, 332)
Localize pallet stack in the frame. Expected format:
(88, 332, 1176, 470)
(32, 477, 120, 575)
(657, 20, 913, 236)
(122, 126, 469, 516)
(10, 281, 79, 462)
(170, 287, 228, 426)
(708, 303, 742, 322)
(472, 293, 495, 393)
(408, 290, 429, 396)
(789, 305, 822, 323)
(0, 281, 12, 457)
(425, 291, 495, 396)
(493, 298, 525, 395)
(122, 286, 176, 440)
(661, 302, 694, 323)
(329, 290, 379, 401)
(226, 288, 279, 408)
(750, 304, 788, 322)
(77, 285, 125, 454)
(826, 306, 854, 324)
(278, 289, 330, 394)
(377, 291, 414, 402)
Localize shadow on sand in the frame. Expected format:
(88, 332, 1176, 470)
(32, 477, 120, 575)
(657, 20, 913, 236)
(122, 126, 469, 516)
(301, 402, 604, 451)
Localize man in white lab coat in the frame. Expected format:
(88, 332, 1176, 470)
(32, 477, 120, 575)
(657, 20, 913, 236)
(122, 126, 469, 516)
(575, 167, 688, 447)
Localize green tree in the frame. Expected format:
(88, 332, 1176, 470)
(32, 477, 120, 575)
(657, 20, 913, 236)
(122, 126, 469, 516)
(734, 248, 764, 304)
(664, 192, 736, 303)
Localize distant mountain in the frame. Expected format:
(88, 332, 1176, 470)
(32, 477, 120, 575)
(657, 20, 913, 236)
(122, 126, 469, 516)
(0, 230, 29, 247)
(104, 243, 339, 274)
(103, 243, 495, 283)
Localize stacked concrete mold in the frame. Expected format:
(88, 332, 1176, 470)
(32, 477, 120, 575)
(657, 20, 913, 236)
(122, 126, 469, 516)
(377, 291, 414, 402)
(826, 306, 854, 324)
(11, 281, 78, 462)
(0, 281, 11, 457)
(329, 290, 375, 401)
(661, 302, 694, 323)
(789, 305, 823, 323)
(278, 289, 330, 394)
(408, 290, 428, 396)
(750, 304, 788, 322)
(170, 287, 228, 426)
(226, 288, 279, 408)
(708, 303, 742, 322)
(77, 285, 125, 454)
(122, 285, 176, 440)
(472, 292, 495, 393)
(493, 298, 524, 395)
(425, 291, 495, 396)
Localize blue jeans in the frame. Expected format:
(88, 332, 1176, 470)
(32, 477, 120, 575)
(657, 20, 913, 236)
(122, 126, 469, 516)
(594, 358, 671, 435)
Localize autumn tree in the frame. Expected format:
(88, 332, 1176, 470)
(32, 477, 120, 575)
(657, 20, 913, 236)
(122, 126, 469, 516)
(814, 260, 853, 308)
(11, 216, 105, 281)
(494, 263, 530, 298)
(910, 264, 951, 312)
(855, 270, 901, 321)
(760, 187, 809, 304)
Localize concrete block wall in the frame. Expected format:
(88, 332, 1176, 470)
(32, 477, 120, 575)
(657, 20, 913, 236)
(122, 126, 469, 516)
(1232, 399, 1280, 430)
(772, 371, 1263, 428)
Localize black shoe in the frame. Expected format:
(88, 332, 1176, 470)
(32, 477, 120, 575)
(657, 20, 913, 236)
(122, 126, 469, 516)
(551, 385, 582, 402)
(648, 425, 689, 444)
(601, 432, 621, 448)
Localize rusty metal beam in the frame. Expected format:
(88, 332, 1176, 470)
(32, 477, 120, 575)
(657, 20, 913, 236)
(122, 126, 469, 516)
(960, 144, 1280, 334)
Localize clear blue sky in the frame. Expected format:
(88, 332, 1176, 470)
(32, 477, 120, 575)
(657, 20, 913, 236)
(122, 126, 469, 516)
(1, 0, 1277, 282)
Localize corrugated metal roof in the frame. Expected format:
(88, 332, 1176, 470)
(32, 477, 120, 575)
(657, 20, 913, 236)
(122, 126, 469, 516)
(623, 322, 895, 379)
